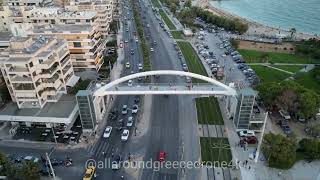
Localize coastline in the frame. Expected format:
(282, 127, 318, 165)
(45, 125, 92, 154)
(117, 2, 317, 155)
(204, 3, 320, 40)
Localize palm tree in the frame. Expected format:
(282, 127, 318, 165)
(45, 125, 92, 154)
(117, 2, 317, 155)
(289, 28, 296, 39)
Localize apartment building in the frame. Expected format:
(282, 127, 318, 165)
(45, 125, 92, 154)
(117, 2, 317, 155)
(0, 35, 74, 109)
(0, 6, 98, 32)
(32, 24, 104, 71)
(65, 0, 115, 37)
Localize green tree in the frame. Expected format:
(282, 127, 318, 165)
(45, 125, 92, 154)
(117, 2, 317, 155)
(289, 28, 296, 39)
(256, 82, 283, 107)
(16, 161, 40, 180)
(298, 90, 320, 119)
(262, 133, 297, 169)
(169, 3, 177, 14)
(185, 0, 192, 8)
(298, 138, 320, 160)
(230, 39, 239, 49)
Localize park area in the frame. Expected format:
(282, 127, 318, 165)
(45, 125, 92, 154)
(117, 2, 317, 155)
(250, 65, 292, 83)
(200, 137, 232, 164)
(239, 49, 318, 64)
(151, 0, 161, 8)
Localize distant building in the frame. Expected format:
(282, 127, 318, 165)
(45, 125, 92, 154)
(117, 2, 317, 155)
(0, 35, 74, 109)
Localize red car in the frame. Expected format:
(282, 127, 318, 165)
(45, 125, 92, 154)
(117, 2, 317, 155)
(241, 136, 258, 144)
(158, 151, 166, 162)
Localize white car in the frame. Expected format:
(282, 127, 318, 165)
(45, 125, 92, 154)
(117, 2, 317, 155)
(138, 63, 143, 71)
(125, 62, 130, 68)
(238, 130, 255, 137)
(128, 80, 133, 86)
(124, 40, 128, 43)
(122, 105, 128, 115)
(135, 38, 139, 42)
(127, 116, 134, 127)
(121, 129, 130, 141)
(150, 48, 154, 52)
(103, 126, 112, 138)
(132, 105, 139, 114)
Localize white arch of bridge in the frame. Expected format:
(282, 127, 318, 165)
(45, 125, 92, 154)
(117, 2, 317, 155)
(94, 70, 236, 96)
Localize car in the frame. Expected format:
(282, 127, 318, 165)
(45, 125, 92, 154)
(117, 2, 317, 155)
(132, 105, 139, 114)
(241, 136, 258, 144)
(138, 77, 143, 81)
(134, 96, 140, 104)
(121, 129, 130, 141)
(126, 62, 130, 68)
(127, 116, 134, 127)
(182, 64, 188, 72)
(282, 124, 291, 134)
(103, 126, 112, 138)
(128, 80, 133, 86)
(126, 28, 129, 32)
(130, 49, 134, 55)
(24, 156, 40, 163)
(138, 63, 143, 71)
(83, 166, 96, 180)
(158, 151, 166, 162)
(150, 48, 154, 52)
(111, 155, 121, 170)
(153, 41, 157, 45)
(122, 105, 128, 115)
(135, 37, 139, 42)
(238, 130, 255, 137)
(279, 110, 291, 120)
(169, 34, 173, 38)
(124, 40, 128, 43)
(186, 77, 191, 83)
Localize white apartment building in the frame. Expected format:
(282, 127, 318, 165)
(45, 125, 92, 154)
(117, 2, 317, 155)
(32, 24, 104, 71)
(65, 0, 115, 37)
(0, 35, 74, 109)
(0, 6, 98, 32)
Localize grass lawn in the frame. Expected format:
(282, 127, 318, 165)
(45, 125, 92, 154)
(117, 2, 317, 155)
(196, 97, 224, 125)
(159, 9, 176, 30)
(295, 67, 320, 93)
(200, 137, 232, 164)
(177, 41, 207, 79)
(171, 31, 184, 39)
(272, 65, 304, 73)
(239, 49, 318, 64)
(251, 65, 292, 83)
(151, 0, 161, 8)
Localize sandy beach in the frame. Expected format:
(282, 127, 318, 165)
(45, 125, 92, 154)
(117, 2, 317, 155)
(199, 2, 320, 40)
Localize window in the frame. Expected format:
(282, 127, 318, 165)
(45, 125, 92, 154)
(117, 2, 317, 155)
(76, 19, 80, 22)
(3, 23, 6, 25)
(73, 42, 81, 47)
(45, 20, 48, 23)
(86, 19, 90, 23)
(29, 62, 33, 67)
(1, 16, 4, 18)
(39, 59, 43, 63)
(26, 16, 29, 18)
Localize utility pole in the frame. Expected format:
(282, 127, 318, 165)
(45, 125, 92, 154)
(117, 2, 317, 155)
(46, 152, 56, 180)
(255, 112, 268, 163)
(51, 123, 57, 144)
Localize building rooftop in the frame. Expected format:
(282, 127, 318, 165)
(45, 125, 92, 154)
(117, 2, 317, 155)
(238, 88, 258, 96)
(33, 24, 93, 34)
(30, 7, 97, 19)
(0, 32, 13, 42)
(0, 94, 78, 124)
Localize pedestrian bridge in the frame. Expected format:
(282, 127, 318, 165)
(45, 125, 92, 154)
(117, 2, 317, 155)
(94, 70, 236, 96)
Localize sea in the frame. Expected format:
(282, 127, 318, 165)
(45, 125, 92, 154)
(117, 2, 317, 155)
(210, 0, 320, 35)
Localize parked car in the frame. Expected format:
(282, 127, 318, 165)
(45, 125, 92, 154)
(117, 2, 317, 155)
(158, 151, 166, 162)
(279, 110, 291, 120)
(111, 155, 121, 170)
(238, 130, 255, 137)
(241, 136, 258, 144)
(138, 63, 143, 71)
(126, 116, 134, 127)
(103, 126, 112, 138)
(121, 129, 130, 141)
(83, 166, 96, 180)
(122, 105, 128, 115)
(132, 105, 139, 114)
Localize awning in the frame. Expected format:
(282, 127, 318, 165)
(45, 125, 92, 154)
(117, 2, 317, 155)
(66, 75, 80, 87)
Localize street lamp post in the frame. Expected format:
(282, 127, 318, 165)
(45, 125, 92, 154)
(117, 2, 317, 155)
(254, 112, 268, 163)
(51, 123, 57, 144)
(46, 151, 56, 180)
